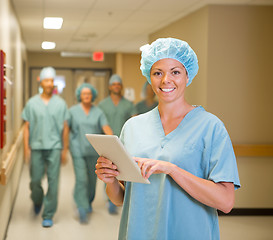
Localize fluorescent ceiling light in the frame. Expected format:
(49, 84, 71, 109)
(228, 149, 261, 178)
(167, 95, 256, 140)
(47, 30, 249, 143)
(60, 52, 92, 57)
(43, 17, 63, 29)
(42, 41, 56, 50)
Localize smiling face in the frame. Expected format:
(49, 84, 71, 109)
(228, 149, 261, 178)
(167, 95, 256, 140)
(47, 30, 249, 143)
(109, 82, 122, 96)
(150, 58, 188, 104)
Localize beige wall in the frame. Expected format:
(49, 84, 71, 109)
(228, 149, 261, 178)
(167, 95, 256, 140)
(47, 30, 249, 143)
(117, 53, 146, 103)
(149, 5, 273, 208)
(0, 0, 27, 239)
(27, 51, 116, 70)
(207, 5, 273, 144)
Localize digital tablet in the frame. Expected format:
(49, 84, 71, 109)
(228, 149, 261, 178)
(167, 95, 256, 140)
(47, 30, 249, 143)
(85, 134, 150, 184)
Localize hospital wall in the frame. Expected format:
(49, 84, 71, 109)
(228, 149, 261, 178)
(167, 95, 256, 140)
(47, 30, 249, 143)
(116, 53, 146, 103)
(150, 5, 273, 209)
(0, 0, 27, 239)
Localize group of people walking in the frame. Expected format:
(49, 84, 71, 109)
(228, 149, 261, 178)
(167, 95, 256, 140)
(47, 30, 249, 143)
(22, 67, 149, 227)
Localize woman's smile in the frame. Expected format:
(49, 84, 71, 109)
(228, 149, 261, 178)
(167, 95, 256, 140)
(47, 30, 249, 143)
(160, 87, 176, 93)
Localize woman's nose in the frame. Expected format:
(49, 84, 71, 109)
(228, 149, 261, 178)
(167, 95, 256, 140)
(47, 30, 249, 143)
(161, 73, 170, 84)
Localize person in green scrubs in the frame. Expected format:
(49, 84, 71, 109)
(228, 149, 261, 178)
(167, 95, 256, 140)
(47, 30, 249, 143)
(135, 82, 158, 115)
(98, 74, 136, 214)
(22, 67, 69, 228)
(69, 83, 113, 223)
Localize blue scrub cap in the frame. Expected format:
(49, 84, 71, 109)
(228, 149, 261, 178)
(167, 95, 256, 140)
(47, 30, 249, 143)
(140, 38, 199, 87)
(75, 83, 98, 102)
(109, 74, 122, 85)
(40, 67, 56, 81)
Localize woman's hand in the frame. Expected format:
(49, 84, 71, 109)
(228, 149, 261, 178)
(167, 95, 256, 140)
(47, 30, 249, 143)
(95, 156, 120, 184)
(134, 157, 175, 179)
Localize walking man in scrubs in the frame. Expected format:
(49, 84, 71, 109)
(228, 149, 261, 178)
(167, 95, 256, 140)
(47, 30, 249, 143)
(22, 67, 69, 228)
(98, 74, 136, 213)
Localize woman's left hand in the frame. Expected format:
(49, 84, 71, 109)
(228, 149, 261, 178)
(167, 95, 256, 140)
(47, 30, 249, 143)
(134, 157, 175, 179)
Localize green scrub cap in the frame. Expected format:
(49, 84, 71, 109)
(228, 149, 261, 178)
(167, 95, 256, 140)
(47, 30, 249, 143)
(109, 74, 122, 85)
(140, 38, 199, 87)
(75, 83, 98, 102)
(40, 67, 56, 81)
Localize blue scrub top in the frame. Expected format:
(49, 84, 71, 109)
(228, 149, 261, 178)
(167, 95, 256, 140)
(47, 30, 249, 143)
(98, 96, 136, 136)
(68, 104, 108, 157)
(21, 94, 69, 150)
(119, 106, 240, 240)
(135, 100, 158, 115)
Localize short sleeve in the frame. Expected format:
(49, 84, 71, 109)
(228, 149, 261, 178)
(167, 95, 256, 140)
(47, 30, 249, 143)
(67, 110, 72, 128)
(208, 123, 241, 190)
(99, 111, 109, 127)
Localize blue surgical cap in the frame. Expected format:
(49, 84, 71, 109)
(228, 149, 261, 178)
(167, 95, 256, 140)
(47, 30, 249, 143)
(40, 67, 56, 81)
(75, 83, 98, 102)
(109, 74, 122, 85)
(140, 38, 199, 87)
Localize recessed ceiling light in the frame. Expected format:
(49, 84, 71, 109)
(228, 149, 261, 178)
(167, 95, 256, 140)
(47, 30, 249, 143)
(43, 17, 63, 29)
(41, 41, 56, 50)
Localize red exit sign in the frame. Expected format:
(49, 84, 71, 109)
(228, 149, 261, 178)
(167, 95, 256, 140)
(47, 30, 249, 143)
(92, 52, 104, 62)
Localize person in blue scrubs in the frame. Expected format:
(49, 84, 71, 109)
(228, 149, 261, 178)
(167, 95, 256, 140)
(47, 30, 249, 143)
(95, 38, 241, 240)
(135, 82, 158, 115)
(98, 74, 136, 214)
(22, 67, 69, 228)
(68, 83, 113, 223)
(98, 74, 136, 136)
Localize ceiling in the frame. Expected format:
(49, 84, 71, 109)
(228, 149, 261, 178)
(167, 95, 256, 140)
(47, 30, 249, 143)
(11, 0, 273, 54)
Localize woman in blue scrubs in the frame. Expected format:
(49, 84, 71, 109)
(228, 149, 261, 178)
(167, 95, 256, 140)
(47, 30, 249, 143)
(69, 83, 112, 223)
(95, 38, 240, 239)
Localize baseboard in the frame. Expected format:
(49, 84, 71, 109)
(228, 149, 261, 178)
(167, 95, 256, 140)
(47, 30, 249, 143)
(218, 208, 273, 216)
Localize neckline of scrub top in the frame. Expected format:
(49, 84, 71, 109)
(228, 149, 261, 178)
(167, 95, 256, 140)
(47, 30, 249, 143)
(110, 96, 124, 107)
(154, 105, 204, 139)
(79, 103, 93, 116)
(38, 94, 55, 106)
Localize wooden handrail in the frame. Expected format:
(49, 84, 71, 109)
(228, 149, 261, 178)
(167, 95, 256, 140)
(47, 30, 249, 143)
(233, 144, 273, 157)
(0, 126, 23, 185)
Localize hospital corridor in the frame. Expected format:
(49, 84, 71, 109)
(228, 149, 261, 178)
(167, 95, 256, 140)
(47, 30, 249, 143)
(1, 0, 273, 239)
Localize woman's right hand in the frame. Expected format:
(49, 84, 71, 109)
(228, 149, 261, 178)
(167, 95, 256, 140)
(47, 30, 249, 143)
(95, 156, 120, 184)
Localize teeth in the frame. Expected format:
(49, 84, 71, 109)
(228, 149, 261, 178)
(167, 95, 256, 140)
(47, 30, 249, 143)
(161, 88, 174, 92)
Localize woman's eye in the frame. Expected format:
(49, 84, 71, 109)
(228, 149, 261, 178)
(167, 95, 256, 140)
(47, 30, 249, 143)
(172, 70, 180, 75)
(153, 72, 162, 76)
